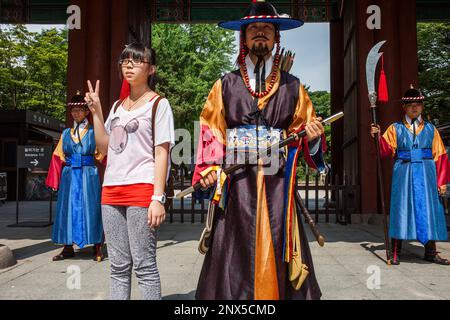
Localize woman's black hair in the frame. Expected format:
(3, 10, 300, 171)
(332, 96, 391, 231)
(118, 43, 157, 91)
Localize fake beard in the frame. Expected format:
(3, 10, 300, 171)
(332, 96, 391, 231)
(250, 43, 271, 57)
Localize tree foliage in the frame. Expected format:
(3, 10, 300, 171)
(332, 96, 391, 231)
(308, 90, 331, 117)
(417, 22, 450, 125)
(0, 25, 68, 121)
(308, 89, 331, 154)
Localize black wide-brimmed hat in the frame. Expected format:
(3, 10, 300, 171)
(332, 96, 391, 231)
(402, 85, 425, 104)
(68, 91, 88, 109)
(218, 0, 304, 31)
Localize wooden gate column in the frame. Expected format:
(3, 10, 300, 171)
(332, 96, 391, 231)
(66, 0, 151, 124)
(330, 18, 344, 190)
(340, 0, 419, 220)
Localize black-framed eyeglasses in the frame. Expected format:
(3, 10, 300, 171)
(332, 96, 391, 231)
(119, 58, 150, 67)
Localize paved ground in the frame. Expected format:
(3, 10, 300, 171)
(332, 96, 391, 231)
(0, 201, 450, 300)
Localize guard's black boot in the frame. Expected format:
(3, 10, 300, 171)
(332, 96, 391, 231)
(391, 239, 402, 265)
(424, 241, 450, 265)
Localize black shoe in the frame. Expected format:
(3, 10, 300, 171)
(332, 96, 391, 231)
(424, 252, 450, 265)
(52, 246, 75, 261)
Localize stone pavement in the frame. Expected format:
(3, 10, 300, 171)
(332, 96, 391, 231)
(0, 201, 449, 300)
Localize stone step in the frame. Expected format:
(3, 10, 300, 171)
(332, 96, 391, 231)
(0, 244, 17, 269)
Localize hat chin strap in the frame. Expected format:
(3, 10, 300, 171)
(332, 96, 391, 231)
(254, 56, 266, 93)
(74, 121, 83, 147)
(73, 118, 88, 147)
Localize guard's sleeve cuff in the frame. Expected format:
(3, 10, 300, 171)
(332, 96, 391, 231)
(305, 136, 327, 174)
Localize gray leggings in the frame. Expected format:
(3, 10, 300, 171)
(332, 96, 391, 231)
(102, 205, 161, 300)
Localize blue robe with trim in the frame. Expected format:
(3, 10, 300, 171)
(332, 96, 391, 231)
(52, 128, 103, 248)
(389, 122, 448, 244)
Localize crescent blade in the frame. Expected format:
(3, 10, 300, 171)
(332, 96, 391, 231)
(365, 40, 386, 94)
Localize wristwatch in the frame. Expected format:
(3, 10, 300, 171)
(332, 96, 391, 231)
(151, 193, 167, 204)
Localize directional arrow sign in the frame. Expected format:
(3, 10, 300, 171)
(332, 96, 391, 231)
(17, 145, 52, 169)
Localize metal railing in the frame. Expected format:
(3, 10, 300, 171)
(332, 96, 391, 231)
(167, 165, 359, 225)
(297, 168, 359, 225)
(167, 165, 208, 224)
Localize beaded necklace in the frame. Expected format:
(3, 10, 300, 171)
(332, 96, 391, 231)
(239, 29, 281, 98)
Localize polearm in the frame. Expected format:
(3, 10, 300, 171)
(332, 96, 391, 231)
(366, 41, 391, 265)
(176, 112, 344, 199)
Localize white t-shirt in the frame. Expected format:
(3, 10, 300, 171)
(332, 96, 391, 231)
(103, 97, 175, 186)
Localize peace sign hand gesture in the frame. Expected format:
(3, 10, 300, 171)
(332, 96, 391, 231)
(85, 80, 101, 115)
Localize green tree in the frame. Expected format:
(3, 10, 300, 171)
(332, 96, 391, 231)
(0, 25, 68, 121)
(23, 28, 68, 120)
(417, 22, 450, 125)
(309, 89, 331, 159)
(0, 25, 31, 110)
(152, 24, 236, 135)
(308, 90, 331, 117)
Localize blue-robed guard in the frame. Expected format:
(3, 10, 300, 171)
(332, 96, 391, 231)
(46, 92, 105, 262)
(371, 86, 449, 265)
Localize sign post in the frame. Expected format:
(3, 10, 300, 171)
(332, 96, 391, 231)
(9, 145, 53, 228)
